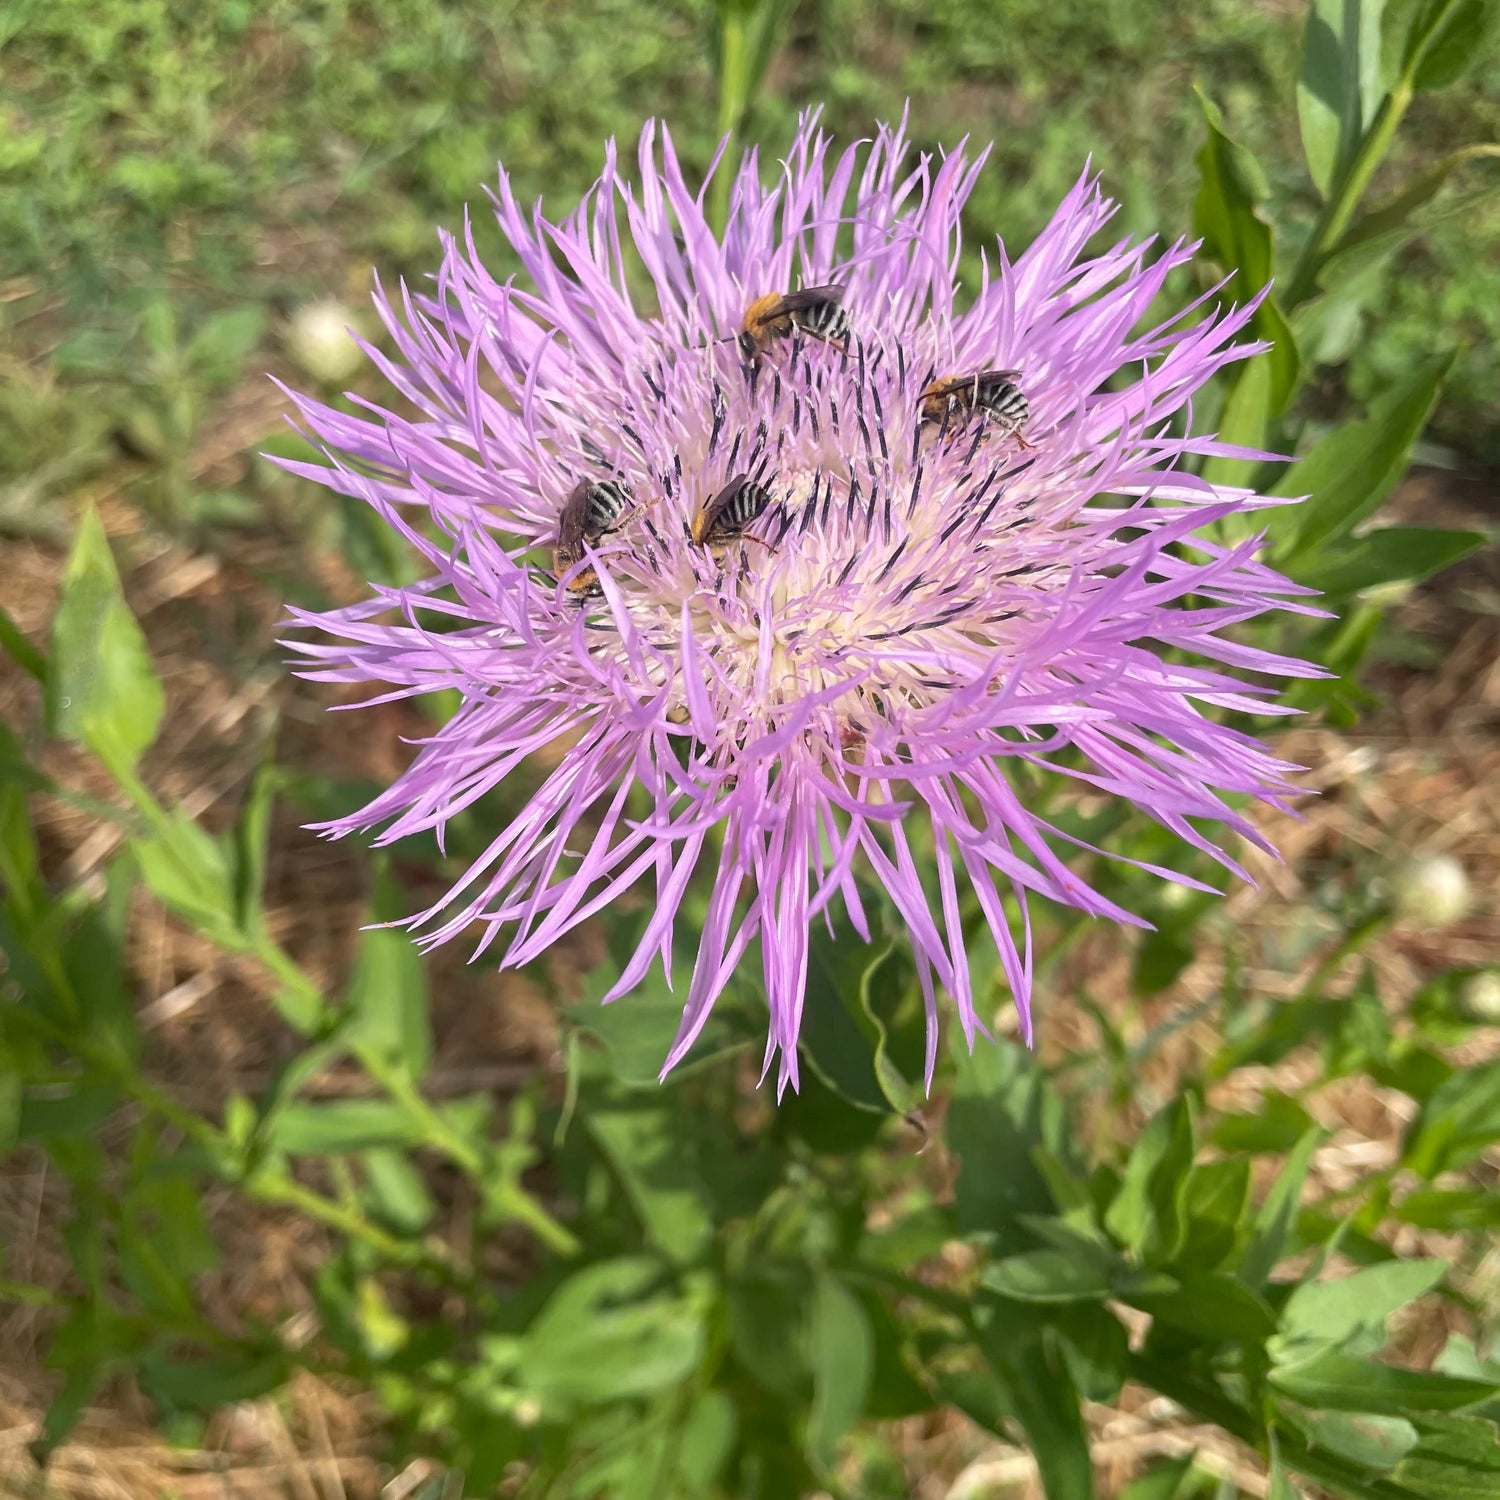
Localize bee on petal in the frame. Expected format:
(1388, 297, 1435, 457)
(553, 478, 632, 593)
(737, 286, 852, 362)
(919, 369, 1030, 445)
(691, 473, 776, 549)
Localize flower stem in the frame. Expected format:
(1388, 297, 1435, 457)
(1285, 80, 1414, 310)
(708, 2, 753, 235)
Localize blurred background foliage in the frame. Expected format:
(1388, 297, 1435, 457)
(3, 2, 1500, 1499)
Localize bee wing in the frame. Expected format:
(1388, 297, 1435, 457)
(781, 283, 846, 311)
(976, 368, 1021, 383)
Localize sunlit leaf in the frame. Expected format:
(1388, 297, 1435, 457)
(807, 1273, 873, 1469)
(1299, 0, 1388, 198)
(48, 506, 163, 771)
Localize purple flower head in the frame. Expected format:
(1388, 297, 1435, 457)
(282, 113, 1322, 1095)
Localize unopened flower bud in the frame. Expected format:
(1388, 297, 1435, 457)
(286, 300, 363, 384)
(1392, 854, 1471, 928)
(1459, 971, 1500, 1024)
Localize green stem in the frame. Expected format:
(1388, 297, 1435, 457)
(708, 3, 752, 235)
(1300, 909, 1393, 998)
(352, 1041, 579, 1257)
(1285, 81, 1414, 309)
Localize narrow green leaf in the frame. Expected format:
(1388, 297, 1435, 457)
(977, 1309, 1095, 1500)
(1327, 144, 1500, 270)
(1199, 346, 1275, 495)
(1293, 527, 1486, 598)
(344, 860, 429, 1078)
(267, 1099, 422, 1154)
(982, 1249, 1114, 1305)
(1240, 1127, 1322, 1288)
(1212, 1092, 1316, 1154)
(1299, 0, 1389, 198)
(1104, 1097, 1194, 1265)
(1118, 1455, 1198, 1500)
(1399, 0, 1500, 91)
(47, 507, 163, 770)
(807, 1273, 874, 1469)
(231, 760, 278, 936)
(1194, 94, 1300, 412)
(1271, 1350, 1499, 1413)
(1403, 1059, 1500, 1177)
(0, 601, 46, 683)
(1267, 1430, 1300, 1500)
(133, 814, 244, 951)
(1180, 1156, 1252, 1267)
(361, 1148, 435, 1235)
(1267, 353, 1452, 559)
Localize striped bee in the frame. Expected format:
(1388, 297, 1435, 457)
(552, 478, 631, 593)
(691, 473, 775, 549)
(919, 370, 1030, 442)
(737, 286, 852, 362)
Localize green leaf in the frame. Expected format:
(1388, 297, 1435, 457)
(0, 601, 46, 683)
(1299, 1, 1389, 198)
(585, 1098, 715, 1264)
(982, 1249, 1114, 1305)
(47, 507, 163, 770)
(1180, 1157, 1252, 1267)
(726, 1270, 812, 1401)
(1130, 1268, 1278, 1346)
(947, 1034, 1068, 1250)
(1104, 1098, 1194, 1265)
(515, 1258, 705, 1410)
(231, 760, 278, 936)
(1053, 1302, 1130, 1405)
(1212, 1092, 1316, 1154)
(567, 913, 740, 1087)
(1200, 358, 1276, 496)
(1392, 1412, 1500, 1497)
(1193, 92, 1300, 413)
(1326, 145, 1500, 273)
(1394, 1187, 1500, 1230)
(1276, 1260, 1449, 1362)
(1268, 354, 1453, 560)
(1118, 1456, 1199, 1500)
(806, 1273, 873, 1469)
(267, 1099, 423, 1154)
(1267, 1430, 1300, 1500)
(800, 929, 918, 1115)
(344, 861, 429, 1079)
(1403, 1060, 1500, 1177)
(1240, 1127, 1322, 1288)
(976, 1306, 1094, 1500)
(1293, 526, 1486, 598)
(133, 813, 245, 950)
(186, 306, 268, 387)
(1271, 1350, 1499, 1413)
(360, 1148, 435, 1234)
(1398, 0, 1500, 91)
(1291, 1410, 1420, 1470)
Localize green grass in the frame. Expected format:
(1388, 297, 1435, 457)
(2, 0, 1499, 510)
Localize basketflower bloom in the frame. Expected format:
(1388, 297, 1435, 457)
(282, 113, 1321, 1094)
